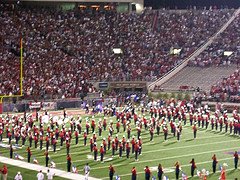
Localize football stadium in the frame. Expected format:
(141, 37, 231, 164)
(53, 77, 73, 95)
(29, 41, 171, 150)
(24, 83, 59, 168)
(0, 0, 240, 179)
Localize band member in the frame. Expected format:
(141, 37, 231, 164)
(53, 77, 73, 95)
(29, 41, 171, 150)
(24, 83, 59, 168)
(234, 151, 239, 169)
(163, 125, 168, 141)
(75, 130, 79, 145)
(158, 164, 163, 180)
(190, 158, 196, 177)
(126, 140, 131, 158)
(93, 143, 98, 161)
(10, 144, 13, 159)
(131, 166, 137, 180)
(100, 144, 105, 162)
(109, 164, 115, 180)
(26, 146, 32, 163)
(144, 166, 151, 180)
(212, 154, 218, 173)
(67, 154, 71, 172)
(193, 124, 197, 139)
(44, 150, 49, 167)
(134, 141, 139, 161)
(175, 161, 180, 180)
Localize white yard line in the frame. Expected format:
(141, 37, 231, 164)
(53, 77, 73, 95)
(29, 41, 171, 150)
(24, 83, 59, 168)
(89, 146, 240, 171)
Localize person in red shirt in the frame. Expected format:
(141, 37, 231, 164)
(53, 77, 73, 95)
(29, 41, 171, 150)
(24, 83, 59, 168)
(212, 154, 218, 173)
(44, 150, 49, 167)
(219, 163, 227, 180)
(157, 164, 163, 180)
(193, 124, 197, 139)
(134, 141, 139, 161)
(111, 140, 115, 157)
(131, 166, 137, 180)
(100, 144, 105, 162)
(175, 161, 180, 180)
(126, 140, 131, 158)
(0, 164, 8, 180)
(131, 137, 135, 154)
(190, 158, 196, 177)
(34, 134, 38, 148)
(52, 136, 57, 153)
(144, 166, 151, 180)
(67, 154, 71, 172)
(75, 130, 79, 145)
(109, 164, 115, 180)
(66, 140, 70, 155)
(116, 120, 120, 133)
(93, 143, 98, 161)
(26, 146, 32, 163)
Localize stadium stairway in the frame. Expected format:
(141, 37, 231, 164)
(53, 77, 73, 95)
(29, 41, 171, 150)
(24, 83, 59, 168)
(158, 65, 238, 92)
(0, 156, 100, 180)
(148, 7, 240, 92)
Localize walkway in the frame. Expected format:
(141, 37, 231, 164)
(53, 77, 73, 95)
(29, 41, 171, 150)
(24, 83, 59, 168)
(0, 156, 100, 180)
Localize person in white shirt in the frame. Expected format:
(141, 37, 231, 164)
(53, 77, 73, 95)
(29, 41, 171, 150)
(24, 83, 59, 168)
(47, 169, 55, 180)
(83, 163, 91, 180)
(14, 172, 23, 180)
(37, 170, 44, 180)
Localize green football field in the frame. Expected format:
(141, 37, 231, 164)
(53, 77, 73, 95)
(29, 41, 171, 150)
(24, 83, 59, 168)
(0, 110, 240, 180)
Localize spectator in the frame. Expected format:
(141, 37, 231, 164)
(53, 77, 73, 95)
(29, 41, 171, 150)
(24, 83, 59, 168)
(0, 8, 234, 98)
(83, 163, 91, 180)
(46, 169, 54, 180)
(36, 170, 44, 180)
(0, 164, 8, 180)
(14, 171, 23, 180)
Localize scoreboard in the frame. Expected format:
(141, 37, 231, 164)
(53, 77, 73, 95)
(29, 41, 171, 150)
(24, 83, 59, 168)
(19, 0, 144, 13)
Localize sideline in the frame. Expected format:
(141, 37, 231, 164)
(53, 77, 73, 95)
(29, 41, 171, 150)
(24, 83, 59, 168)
(0, 156, 100, 180)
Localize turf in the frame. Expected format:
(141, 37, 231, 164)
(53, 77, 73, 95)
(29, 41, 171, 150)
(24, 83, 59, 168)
(0, 111, 240, 180)
(0, 162, 65, 180)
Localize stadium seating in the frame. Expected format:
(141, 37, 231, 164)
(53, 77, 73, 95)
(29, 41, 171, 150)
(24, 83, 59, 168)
(0, 7, 235, 98)
(154, 12, 239, 102)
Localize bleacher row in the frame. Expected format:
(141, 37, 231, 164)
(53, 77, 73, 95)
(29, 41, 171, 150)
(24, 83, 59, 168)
(0, 6, 239, 100)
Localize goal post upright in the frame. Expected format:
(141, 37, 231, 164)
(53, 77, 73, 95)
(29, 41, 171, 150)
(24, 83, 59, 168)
(0, 38, 24, 114)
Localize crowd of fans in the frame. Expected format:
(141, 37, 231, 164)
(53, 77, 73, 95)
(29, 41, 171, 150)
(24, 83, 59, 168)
(209, 69, 240, 102)
(0, 6, 235, 99)
(188, 14, 239, 67)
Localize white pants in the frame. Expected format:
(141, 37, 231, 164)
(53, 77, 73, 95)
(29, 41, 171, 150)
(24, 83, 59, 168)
(85, 172, 89, 180)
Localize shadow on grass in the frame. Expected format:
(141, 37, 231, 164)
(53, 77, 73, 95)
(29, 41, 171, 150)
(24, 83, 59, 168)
(185, 139, 194, 142)
(163, 141, 177, 146)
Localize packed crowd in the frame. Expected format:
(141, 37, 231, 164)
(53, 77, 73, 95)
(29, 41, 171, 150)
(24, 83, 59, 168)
(0, 7, 235, 98)
(188, 14, 239, 67)
(209, 69, 240, 102)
